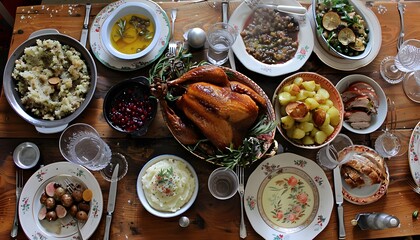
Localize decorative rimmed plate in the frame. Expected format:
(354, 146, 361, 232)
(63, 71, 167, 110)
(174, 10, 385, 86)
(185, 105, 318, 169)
(228, 0, 314, 77)
(245, 153, 333, 239)
(272, 72, 344, 149)
(136, 154, 199, 218)
(89, 0, 170, 71)
(408, 121, 420, 184)
(335, 74, 388, 134)
(308, 2, 382, 71)
(340, 145, 389, 205)
(19, 162, 103, 239)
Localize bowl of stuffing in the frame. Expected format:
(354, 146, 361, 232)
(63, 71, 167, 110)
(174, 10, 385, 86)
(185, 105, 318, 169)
(3, 29, 97, 134)
(103, 76, 157, 137)
(100, 1, 161, 60)
(312, 0, 372, 60)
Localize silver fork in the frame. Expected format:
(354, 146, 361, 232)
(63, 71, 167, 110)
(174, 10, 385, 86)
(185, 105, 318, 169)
(63, 178, 84, 240)
(407, 178, 420, 194)
(236, 165, 247, 238)
(168, 8, 178, 56)
(11, 169, 23, 238)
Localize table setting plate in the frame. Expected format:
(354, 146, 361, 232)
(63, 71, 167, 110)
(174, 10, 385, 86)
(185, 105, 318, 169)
(244, 153, 333, 239)
(308, 1, 382, 71)
(89, 0, 170, 71)
(228, 0, 314, 77)
(19, 162, 103, 239)
(408, 121, 420, 184)
(340, 145, 389, 205)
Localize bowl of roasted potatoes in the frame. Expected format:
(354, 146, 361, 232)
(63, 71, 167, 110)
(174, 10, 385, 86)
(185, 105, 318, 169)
(272, 72, 344, 149)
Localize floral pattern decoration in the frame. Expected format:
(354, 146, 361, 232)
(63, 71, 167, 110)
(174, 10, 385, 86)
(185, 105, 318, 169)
(268, 175, 310, 224)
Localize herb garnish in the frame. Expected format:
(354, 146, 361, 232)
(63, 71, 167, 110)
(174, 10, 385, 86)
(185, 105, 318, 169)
(157, 167, 174, 184)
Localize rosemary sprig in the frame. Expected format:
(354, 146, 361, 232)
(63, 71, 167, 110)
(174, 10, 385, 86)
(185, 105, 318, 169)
(157, 167, 174, 184)
(117, 19, 126, 38)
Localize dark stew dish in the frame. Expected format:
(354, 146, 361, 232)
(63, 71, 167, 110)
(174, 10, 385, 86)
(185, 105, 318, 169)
(315, 0, 369, 57)
(240, 8, 299, 65)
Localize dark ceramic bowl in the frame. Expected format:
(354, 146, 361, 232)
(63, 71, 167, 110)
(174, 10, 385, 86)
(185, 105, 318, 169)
(103, 76, 157, 137)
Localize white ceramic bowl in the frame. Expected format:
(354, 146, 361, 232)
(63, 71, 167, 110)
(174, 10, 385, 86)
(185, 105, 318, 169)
(101, 2, 161, 60)
(312, 0, 372, 60)
(335, 74, 387, 134)
(136, 154, 199, 218)
(272, 72, 344, 149)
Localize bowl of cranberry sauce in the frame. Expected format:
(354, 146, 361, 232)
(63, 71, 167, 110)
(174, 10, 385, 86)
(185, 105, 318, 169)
(103, 76, 157, 136)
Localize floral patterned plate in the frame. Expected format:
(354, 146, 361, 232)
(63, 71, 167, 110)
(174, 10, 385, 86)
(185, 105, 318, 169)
(408, 121, 420, 184)
(244, 153, 333, 240)
(228, 0, 314, 77)
(19, 162, 103, 239)
(340, 145, 389, 205)
(89, 0, 170, 71)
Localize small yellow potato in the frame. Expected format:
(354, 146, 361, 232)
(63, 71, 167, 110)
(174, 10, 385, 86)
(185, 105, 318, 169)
(325, 99, 334, 107)
(327, 106, 341, 126)
(298, 122, 314, 133)
(296, 112, 312, 123)
(302, 135, 315, 145)
(302, 80, 316, 91)
(292, 128, 306, 139)
(293, 77, 304, 86)
(314, 131, 328, 144)
(304, 97, 320, 110)
(278, 92, 292, 105)
(320, 124, 335, 136)
(281, 116, 295, 130)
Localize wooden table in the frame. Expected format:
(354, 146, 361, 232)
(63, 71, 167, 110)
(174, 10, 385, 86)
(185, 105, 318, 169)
(1, 1, 420, 239)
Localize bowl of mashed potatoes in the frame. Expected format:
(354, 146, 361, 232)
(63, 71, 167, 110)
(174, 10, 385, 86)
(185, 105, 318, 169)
(137, 154, 199, 218)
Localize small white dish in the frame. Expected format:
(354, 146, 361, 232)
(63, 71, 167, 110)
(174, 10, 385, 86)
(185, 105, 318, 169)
(336, 74, 387, 134)
(19, 162, 103, 239)
(308, 2, 382, 71)
(101, 1, 161, 60)
(228, 0, 314, 77)
(136, 154, 199, 218)
(89, 0, 170, 71)
(13, 142, 40, 169)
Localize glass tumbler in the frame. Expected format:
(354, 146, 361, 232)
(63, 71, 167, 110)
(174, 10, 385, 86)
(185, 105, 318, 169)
(208, 167, 239, 200)
(59, 123, 112, 171)
(316, 133, 355, 170)
(206, 22, 238, 66)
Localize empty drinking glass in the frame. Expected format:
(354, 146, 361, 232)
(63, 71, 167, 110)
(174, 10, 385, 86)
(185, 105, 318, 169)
(316, 133, 355, 170)
(206, 22, 237, 66)
(208, 167, 238, 200)
(59, 123, 127, 181)
(399, 39, 420, 103)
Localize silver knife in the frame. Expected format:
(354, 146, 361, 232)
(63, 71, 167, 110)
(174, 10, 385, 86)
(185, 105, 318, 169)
(222, 1, 236, 70)
(333, 165, 345, 239)
(104, 164, 119, 240)
(80, 3, 91, 47)
(255, 4, 307, 16)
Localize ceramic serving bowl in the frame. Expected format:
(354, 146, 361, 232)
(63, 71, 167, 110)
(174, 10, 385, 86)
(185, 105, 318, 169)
(101, 1, 161, 60)
(272, 72, 344, 149)
(103, 76, 157, 137)
(335, 74, 387, 134)
(136, 154, 199, 218)
(312, 0, 372, 60)
(3, 29, 97, 134)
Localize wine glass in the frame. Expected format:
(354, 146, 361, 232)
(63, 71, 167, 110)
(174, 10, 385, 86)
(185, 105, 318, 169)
(316, 133, 355, 170)
(398, 39, 420, 103)
(59, 123, 128, 181)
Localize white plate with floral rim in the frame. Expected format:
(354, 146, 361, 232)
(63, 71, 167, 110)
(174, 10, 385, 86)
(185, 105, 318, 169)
(340, 145, 389, 205)
(408, 122, 420, 184)
(228, 0, 314, 77)
(89, 0, 170, 71)
(19, 162, 103, 239)
(308, 1, 382, 71)
(244, 153, 333, 240)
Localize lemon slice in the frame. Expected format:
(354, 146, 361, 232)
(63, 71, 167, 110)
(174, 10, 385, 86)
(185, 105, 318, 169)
(322, 12, 340, 31)
(122, 27, 138, 44)
(338, 27, 356, 46)
(349, 37, 366, 51)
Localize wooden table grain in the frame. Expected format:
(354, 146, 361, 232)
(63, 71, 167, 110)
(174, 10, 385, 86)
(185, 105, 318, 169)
(1, 1, 420, 240)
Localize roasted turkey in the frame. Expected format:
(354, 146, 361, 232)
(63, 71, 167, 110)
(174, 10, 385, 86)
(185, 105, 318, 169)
(151, 65, 267, 152)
